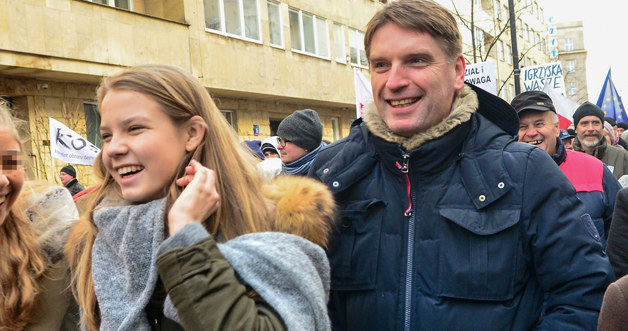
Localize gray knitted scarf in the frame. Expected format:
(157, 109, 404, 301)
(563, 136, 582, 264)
(92, 198, 166, 331)
(91, 198, 330, 331)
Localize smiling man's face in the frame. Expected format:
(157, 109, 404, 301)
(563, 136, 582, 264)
(518, 110, 559, 155)
(368, 23, 465, 137)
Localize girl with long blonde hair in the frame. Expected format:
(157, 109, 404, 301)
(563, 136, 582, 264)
(66, 65, 334, 330)
(0, 101, 79, 330)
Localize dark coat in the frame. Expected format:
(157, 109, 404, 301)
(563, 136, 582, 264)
(309, 85, 614, 330)
(551, 138, 622, 247)
(598, 273, 628, 330)
(606, 188, 628, 278)
(64, 178, 84, 196)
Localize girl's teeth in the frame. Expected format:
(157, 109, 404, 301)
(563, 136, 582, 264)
(117, 165, 144, 175)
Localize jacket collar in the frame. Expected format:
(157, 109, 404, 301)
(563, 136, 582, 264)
(551, 137, 567, 165)
(363, 84, 478, 151)
(573, 135, 607, 159)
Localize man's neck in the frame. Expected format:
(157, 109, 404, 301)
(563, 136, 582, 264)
(582, 145, 595, 155)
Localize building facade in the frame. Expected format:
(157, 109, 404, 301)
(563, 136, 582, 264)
(0, 0, 385, 185)
(555, 20, 589, 104)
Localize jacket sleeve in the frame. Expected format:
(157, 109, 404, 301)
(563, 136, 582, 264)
(598, 275, 628, 330)
(155, 223, 286, 331)
(607, 188, 628, 279)
(603, 166, 622, 240)
(520, 149, 614, 330)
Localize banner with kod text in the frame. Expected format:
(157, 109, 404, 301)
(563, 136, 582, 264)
(49, 117, 100, 165)
(521, 62, 566, 95)
(464, 61, 497, 95)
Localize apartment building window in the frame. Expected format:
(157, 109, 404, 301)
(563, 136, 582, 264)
(205, 0, 261, 42)
(333, 23, 346, 63)
(88, 0, 132, 10)
(349, 27, 368, 68)
(289, 8, 330, 59)
(267, 1, 283, 48)
(506, 44, 512, 64)
(568, 82, 577, 96)
(494, 0, 501, 20)
(497, 40, 504, 61)
(566, 60, 576, 73)
(84, 103, 103, 148)
(517, 19, 522, 36)
(564, 38, 574, 51)
(221, 110, 236, 128)
(508, 84, 514, 102)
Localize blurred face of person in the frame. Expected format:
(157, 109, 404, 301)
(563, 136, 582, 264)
(518, 111, 560, 155)
(604, 129, 613, 146)
(562, 137, 574, 150)
(576, 116, 603, 149)
(277, 137, 308, 163)
(59, 171, 73, 185)
(368, 24, 465, 137)
(100, 89, 191, 204)
(617, 127, 625, 137)
(0, 130, 24, 225)
(263, 150, 280, 159)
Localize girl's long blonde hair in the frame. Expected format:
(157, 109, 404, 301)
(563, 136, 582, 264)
(0, 101, 46, 330)
(65, 65, 273, 330)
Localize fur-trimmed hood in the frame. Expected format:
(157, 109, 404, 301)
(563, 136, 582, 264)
(263, 175, 335, 249)
(363, 84, 479, 151)
(22, 185, 79, 264)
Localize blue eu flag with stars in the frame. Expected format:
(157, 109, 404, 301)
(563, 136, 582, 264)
(596, 69, 628, 123)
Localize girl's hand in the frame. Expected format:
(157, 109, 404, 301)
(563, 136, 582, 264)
(168, 160, 220, 236)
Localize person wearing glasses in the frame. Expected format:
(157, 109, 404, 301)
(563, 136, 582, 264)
(276, 109, 326, 175)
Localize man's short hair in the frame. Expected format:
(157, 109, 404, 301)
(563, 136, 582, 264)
(364, 0, 462, 61)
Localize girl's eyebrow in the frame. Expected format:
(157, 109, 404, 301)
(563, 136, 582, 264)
(100, 115, 150, 131)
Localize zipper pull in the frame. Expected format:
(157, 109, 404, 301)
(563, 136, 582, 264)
(396, 153, 412, 217)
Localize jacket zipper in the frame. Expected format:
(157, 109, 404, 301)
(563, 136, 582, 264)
(396, 153, 414, 331)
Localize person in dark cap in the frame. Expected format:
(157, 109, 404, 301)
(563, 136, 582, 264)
(560, 129, 576, 150)
(513, 91, 621, 247)
(573, 102, 628, 179)
(59, 164, 85, 196)
(610, 118, 628, 149)
(276, 109, 325, 175)
(261, 136, 281, 159)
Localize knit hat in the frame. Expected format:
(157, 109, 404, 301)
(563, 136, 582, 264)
(618, 122, 628, 130)
(60, 164, 76, 177)
(277, 109, 323, 151)
(605, 117, 617, 127)
(573, 102, 605, 127)
(261, 136, 280, 156)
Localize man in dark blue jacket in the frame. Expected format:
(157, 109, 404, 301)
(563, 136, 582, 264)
(513, 91, 621, 248)
(308, 0, 614, 330)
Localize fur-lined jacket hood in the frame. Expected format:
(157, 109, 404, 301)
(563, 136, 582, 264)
(262, 175, 335, 249)
(22, 185, 79, 264)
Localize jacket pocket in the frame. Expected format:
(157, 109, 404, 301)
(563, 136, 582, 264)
(437, 207, 522, 301)
(330, 199, 385, 291)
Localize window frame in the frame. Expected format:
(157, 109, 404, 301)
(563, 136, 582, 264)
(204, 0, 263, 44)
(568, 82, 577, 96)
(221, 109, 237, 129)
(267, 0, 284, 49)
(348, 27, 368, 68)
(333, 22, 346, 64)
(288, 8, 331, 60)
(564, 38, 574, 51)
(566, 60, 576, 73)
(86, 0, 133, 10)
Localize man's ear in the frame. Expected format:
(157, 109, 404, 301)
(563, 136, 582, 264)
(184, 115, 206, 152)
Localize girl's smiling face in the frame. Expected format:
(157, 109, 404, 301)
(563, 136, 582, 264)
(0, 130, 24, 224)
(99, 89, 190, 203)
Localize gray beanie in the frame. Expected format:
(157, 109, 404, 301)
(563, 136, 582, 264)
(277, 109, 323, 151)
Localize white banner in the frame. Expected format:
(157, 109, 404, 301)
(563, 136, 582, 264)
(521, 62, 566, 95)
(49, 117, 100, 165)
(464, 61, 497, 95)
(353, 67, 373, 119)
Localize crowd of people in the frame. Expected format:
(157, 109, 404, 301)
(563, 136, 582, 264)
(2, 0, 628, 330)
